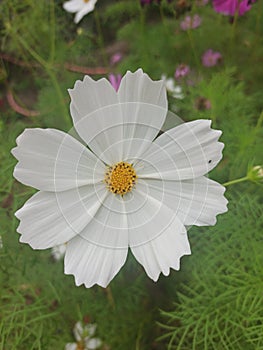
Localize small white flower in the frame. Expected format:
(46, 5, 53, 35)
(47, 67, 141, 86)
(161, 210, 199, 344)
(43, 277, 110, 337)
(63, 0, 97, 24)
(51, 243, 67, 261)
(0, 236, 3, 249)
(65, 321, 102, 350)
(12, 69, 228, 288)
(161, 74, 184, 99)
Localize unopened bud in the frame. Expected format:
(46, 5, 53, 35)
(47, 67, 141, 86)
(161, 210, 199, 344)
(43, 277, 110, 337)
(247, 165, 263, 183)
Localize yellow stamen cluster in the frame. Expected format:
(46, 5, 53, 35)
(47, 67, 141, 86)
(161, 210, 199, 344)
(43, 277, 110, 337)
(76, 342, 85, 350)
(105, 162, 137, 195)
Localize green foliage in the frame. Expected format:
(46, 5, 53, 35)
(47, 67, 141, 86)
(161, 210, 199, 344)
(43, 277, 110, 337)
(160, 194, 263, 350)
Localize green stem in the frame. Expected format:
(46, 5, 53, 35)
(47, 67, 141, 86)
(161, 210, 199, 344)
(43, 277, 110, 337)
(159, 3, 169, 35)
(105, 286, 115, 309)
(255, 0, 263, 36)
(229, 8, 239, 56)
(47, 69, 71, 128)
(186, 29, 200, 70)
(139, 3, 151, 69)
(49, 0, 56, 64)
(223, 176, 249, 187)
(139, 0, 145, 29)
(15, 34, 70, 128)
(255, 110, 263, 130)
(94, 10, 108, 67)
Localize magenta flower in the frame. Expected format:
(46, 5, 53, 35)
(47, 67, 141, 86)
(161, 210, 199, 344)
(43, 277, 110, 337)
(110, 53, 123, 66)
(108, 74, 122, 92)
(213, 0, 253, 16)
(180, 14, 202, 30)
(175, 64, 190, 79)
(202, 49, 222, 67)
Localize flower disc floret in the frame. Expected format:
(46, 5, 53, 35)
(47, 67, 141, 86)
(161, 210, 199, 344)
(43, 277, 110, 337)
(105, 162, 137, 195)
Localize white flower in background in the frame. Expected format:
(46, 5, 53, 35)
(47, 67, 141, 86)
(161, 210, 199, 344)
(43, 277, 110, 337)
(161, 75, 184, 99)
(247, 165, 263, 183)
(12, 69, 228, 288)
(0, 236, 3, 249)
(51, 243, 67, 261)
(63, 0, 97, 24)
(65, 321, 102, 350)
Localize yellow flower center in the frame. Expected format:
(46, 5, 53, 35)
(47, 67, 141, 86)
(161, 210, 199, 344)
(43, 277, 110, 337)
(104, 162, 137, 195)
(83, 0, 89, 2)
(76, 341, 85, 350)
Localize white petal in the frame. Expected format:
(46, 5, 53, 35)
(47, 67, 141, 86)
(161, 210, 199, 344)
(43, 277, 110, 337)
(78, 193, 129, 249)
(125, 182, 186, 248)
(12, 128, 104, 192)
(64, 235, 128, 288)
(117, 69, 167, 162)
(63, 0, 84, 13)
(69, 76, 117, 126)
(79, 180, 187, 250)
(79, 180, 176, 250)
(16, 184, 106, 249)
(131, 215, 191, 282)
(85, 338, 102, 350)
(137, 119, 224, 180)
(74, 2, 96, 23)
(51, 244, 67, 261)
(65, 343, 77, 350)
(143, 176, 228, 226)
(84, 324, 97, 337)
(73, 321, 84, 342)
(69, 69, 167, 164)
(74, 9, 86, 23)
(118, 69, 167, 109)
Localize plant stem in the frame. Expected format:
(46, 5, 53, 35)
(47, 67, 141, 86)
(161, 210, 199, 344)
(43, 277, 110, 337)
(255, 110, 263, 130)
(47, 69, 71, 128)
(105, 286, 115, 309)
(94, 10, 108, 67)
(15, 34, 71, 128)
(229, 8, 239, 57)
(186, 29, 200, 70)
(49, 0, 56, 64)
(159, 3, 169, 35)
(223, 176, 249, 187)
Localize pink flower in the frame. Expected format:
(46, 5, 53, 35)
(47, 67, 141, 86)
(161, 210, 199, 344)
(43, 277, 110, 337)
(110, 53, 123, 66)
(175, 64, 190, 79)
(108, 74, 122, 92)
(202, 49, 222, 67)
(180, 14, 202, 30)
(213, 0, 253, 16)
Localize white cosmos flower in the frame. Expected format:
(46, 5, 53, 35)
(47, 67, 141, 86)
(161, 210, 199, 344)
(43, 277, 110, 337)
(65, 321, 102, 350)
(161, 74, 184, 99)
(63, 0, 97, 24)
(12, 69, 228, 288)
